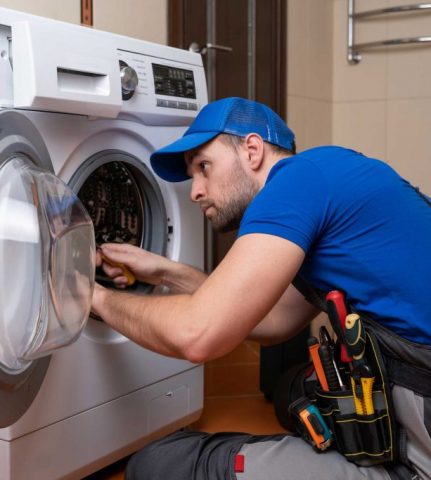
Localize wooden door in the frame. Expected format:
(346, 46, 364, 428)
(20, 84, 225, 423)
(169, 0, 287, 271)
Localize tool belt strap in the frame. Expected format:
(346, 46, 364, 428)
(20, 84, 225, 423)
(384, 355, 431, 397)
(292, 275, 431, 398)
(365, 317, 431, 397)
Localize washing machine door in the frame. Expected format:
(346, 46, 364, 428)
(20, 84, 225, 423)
(0, 111, 95, 426)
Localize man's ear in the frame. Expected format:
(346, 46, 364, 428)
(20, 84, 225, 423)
(243, 133, 265, 172)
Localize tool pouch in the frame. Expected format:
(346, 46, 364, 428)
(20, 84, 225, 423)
(313, 329, 399, 467)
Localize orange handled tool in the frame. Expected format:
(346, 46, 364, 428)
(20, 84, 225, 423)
(308, 337, 329, 391)
(102, 254, 136, 286)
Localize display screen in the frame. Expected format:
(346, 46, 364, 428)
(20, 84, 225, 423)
(152, 63, 196, 99)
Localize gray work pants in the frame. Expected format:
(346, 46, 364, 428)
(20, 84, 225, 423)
(126, 385, 430, 479)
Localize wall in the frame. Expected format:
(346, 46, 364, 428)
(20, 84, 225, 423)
(288, 0, 431, 193)
(287, 0, 334, 150)
(332, 0, 431, 191)
(93, 0, 167, 44)
(0, 1, 168, 45)
(0, 0, 80, 23)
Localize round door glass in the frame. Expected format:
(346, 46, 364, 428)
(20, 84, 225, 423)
(0, 156, 95, 374)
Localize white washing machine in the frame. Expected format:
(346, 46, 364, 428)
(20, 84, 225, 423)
(0, 8, 207, 480)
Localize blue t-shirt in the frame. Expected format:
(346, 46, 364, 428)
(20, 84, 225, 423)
(238, 146, 431, 344)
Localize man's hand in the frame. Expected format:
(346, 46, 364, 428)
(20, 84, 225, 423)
(98, 243, 166, 288)
(98, 243, 207, 293)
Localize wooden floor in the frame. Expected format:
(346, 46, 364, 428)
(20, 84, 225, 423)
(85, 342, 286, 479)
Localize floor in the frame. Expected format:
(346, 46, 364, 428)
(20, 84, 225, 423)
(85, 341, 286, 480)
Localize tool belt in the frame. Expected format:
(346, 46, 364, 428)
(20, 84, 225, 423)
(281, 276, 431, 471)
(313, 328, 397, 466)
(281, 327, 398, 466)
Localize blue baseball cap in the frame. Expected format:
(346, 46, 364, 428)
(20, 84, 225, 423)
(150, 97, 296, 182)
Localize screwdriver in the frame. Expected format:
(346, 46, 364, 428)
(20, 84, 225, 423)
(102, 253, 136, 286)
(344, 313, 366, 365)
(326, 291, 353, 364)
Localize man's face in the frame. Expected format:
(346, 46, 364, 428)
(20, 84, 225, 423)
(185, 137, 259, 232)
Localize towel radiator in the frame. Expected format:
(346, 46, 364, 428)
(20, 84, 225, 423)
(348, 0, 431, 64)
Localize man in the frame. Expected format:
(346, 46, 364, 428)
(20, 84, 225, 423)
(92, 97, 431, 479)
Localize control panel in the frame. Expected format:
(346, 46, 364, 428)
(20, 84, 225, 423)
(116, 46, 206, 125)
(152, 64, 196, 99)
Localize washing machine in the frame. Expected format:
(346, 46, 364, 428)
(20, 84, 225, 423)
(0, 8, 207, 480)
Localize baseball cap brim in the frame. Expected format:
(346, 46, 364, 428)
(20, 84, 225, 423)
(150, 131, 220, 182)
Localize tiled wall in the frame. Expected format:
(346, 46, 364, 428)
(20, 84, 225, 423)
(0, 0, 80, 23)
(288, 0, 431, 193)
(287, 0, 334, 151)
(0, 1, 168, 45)
(93, 0, 168, 44)
(287, 0, 431, 343)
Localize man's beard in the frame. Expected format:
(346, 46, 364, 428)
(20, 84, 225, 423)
(208, 158, 259, 233)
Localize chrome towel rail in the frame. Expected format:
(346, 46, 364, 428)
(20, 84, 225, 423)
(348, 0, 431, 64)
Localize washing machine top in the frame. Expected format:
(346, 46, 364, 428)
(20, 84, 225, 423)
(0, 7, 208, 124)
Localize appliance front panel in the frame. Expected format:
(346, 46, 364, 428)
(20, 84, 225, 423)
(0, 110, 204, 440)
(0, 12, 207, 475)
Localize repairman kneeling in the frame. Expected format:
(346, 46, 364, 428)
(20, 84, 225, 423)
(92, 97, 431, 480)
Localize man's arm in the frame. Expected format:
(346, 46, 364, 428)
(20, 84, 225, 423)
(99, 243, 315, 346)
(248, 284, 320, 345)
(92, 233, 305, 363)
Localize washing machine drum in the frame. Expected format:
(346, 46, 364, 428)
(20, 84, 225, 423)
(0, 155, 95, 374)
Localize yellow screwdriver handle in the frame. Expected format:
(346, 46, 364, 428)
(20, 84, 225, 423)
(102, 254, 136, 286)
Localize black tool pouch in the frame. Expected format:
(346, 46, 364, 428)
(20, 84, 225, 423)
(314, 329, 399, 467)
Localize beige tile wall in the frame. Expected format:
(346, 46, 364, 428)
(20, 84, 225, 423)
(0, 1, 168, 45)
(287, 0, 334, 150)
(288, 0, 431, 193)
(0, 0, 80, 23)
(93, 0, 168, 44)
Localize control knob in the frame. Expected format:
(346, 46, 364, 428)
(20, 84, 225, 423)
(119, 60, 139, 100)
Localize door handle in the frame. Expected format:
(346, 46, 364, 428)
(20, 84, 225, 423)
(188, 42, 233, 55)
